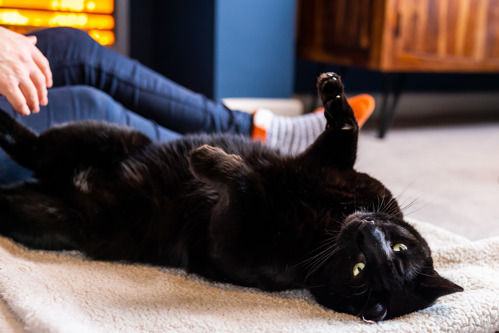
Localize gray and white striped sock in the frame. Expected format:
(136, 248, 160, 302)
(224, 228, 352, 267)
(253, 109, 327, 155)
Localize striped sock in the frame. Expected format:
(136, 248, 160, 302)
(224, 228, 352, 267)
(252, 109, 327, 155)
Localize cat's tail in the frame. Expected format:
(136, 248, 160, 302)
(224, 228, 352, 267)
(0, 107, 39, 170)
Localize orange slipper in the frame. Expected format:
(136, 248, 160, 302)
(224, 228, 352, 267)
(313, 94, 375, 128)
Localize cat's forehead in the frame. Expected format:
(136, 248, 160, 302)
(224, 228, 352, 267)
(386, 222, 421, 241)
(348, 212, 416, 232)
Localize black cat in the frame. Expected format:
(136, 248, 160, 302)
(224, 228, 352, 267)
(0, 73, 462, 322)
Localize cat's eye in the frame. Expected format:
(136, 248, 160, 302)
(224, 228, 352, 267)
(392, 243, 408, 252)
(353, 262, 365, 277)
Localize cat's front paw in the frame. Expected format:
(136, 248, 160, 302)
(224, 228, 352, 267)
(317, 72, 344, 104)
(316, 72, 357, 132)
(189, 144, 249, 190)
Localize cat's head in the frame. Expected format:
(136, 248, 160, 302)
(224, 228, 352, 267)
(307, 211, 463, 322)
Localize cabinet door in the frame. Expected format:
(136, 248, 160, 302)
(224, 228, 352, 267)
(296, 0, 385, 67)
(381, 0, 499, 72)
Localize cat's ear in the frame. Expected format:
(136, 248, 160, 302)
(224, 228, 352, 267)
(189, 145, 250, 191)
(419, 270, 464, 299)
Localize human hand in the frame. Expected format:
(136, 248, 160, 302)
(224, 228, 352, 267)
(0, 27, 53, 115)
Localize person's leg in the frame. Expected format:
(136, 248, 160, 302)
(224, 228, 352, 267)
(28, 27, 253, 137)
(0, 86, 181, 185)
(28, 28, 374, 155)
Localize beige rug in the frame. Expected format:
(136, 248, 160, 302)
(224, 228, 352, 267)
(0, 219, 498, 333)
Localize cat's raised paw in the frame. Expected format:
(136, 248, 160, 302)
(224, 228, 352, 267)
(316, 72, 357, 132)
(317, 72, 344, 105)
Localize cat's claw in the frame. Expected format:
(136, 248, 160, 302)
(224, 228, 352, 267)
(341, 123, 354, 131)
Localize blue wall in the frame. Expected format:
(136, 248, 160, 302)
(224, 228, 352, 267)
(214, 0, 296, 99)
(130, 0, 296, 99)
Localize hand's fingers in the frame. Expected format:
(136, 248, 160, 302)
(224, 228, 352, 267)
(32, 48, 53, 88)
(29, 66, 48, 107)
(18, 75, 40, 113)
(27, 35, 37, 44)
(4, 85, 30, 116)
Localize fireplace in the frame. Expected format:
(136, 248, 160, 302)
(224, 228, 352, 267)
(0, 0, 126, 50)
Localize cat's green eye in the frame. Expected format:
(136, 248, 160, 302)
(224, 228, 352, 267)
(392, 243, 408, 252)
(353, 262, 365, 277)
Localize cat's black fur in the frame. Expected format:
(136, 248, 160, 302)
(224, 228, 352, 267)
(0, 73, 462, 322)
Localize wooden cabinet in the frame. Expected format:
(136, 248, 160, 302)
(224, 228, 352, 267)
(297, 0, 499, 73)
(297, 0, 499, 137)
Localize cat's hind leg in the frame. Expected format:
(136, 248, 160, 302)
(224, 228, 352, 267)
(0, 107, 152, 181)
(0, 108, 39, 170)
(0, 183, 84, 250)
(33, 121, 152, 180)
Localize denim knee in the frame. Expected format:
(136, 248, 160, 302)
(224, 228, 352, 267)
(29, 27, 100, 69)
(38, 27, 95, 49)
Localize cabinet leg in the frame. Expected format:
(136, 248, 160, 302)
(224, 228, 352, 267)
(377, 73, 407, 138)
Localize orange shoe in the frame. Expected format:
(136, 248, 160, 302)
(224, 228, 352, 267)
(313, 93, 375, 128)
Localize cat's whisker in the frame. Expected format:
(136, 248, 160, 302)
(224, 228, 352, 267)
(350, 282, 368, 289)
(401, 195, 432, 217)
(305, 244, 338, 270)
(376, 183, 419, 216)
(350, 289, 369, 296)
(389, 201, 403, 216)
(376, 196, 383, 213)
(412, 265, 435, 278)
(380, 189, 388, 212)
(382, 197, 397, 214)
(394, 181, 416, 203)
(374, 192, 382, 213)
(398, 193, 419, 210)
(296, 237, 337, 270)
(303, 244, 342, 281)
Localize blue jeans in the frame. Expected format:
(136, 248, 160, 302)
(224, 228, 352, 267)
(0, 27, 253, 184)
